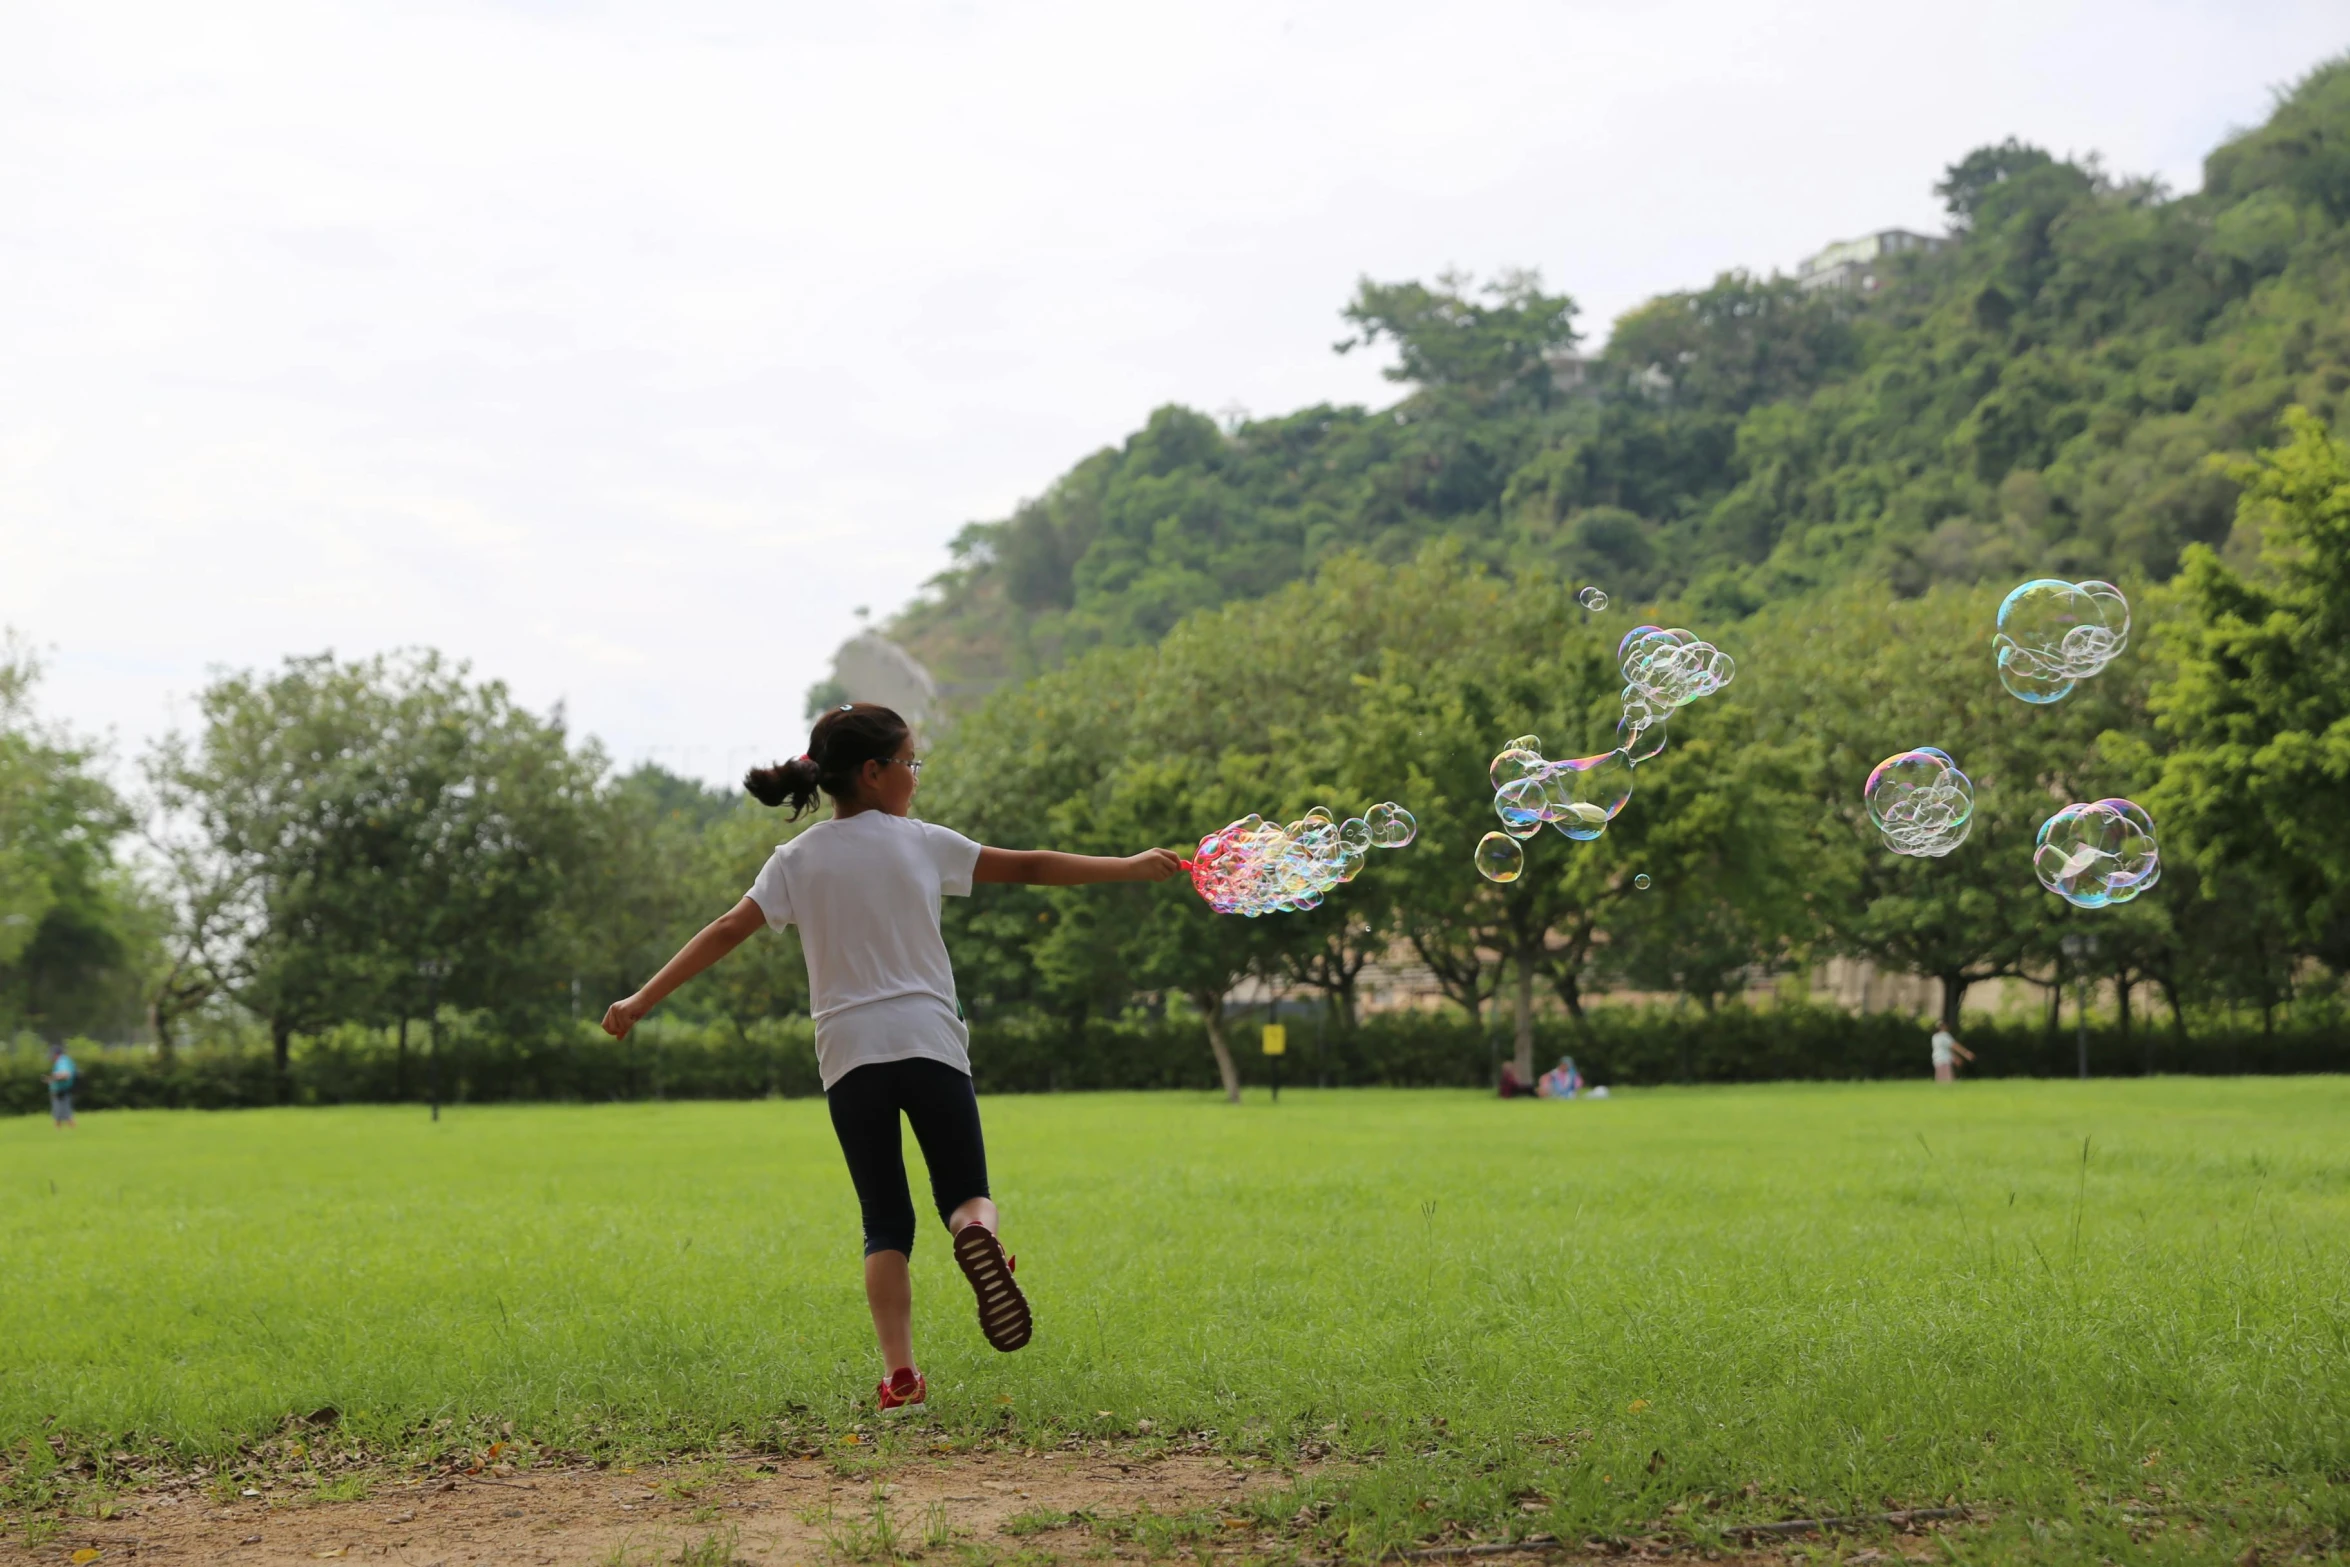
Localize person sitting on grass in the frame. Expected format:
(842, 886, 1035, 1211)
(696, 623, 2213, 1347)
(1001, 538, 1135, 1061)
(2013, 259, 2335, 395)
(1538, 1054, 1581, 1099)
(1498, 1061, 1538, 1098)
(47, 1043, 76, 1130)
(601, 703, 1182, 1414)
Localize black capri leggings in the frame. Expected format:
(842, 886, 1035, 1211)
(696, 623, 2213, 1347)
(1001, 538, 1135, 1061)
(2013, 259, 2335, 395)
(825, 1056, 991, 1257)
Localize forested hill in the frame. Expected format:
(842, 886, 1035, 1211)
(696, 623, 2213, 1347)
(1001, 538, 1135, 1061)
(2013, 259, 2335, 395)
(893, 56, 2350, 695)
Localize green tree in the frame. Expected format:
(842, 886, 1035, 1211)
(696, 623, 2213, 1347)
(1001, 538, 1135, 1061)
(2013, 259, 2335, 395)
(2147, 407, 2350, 971)
(1737, 581, 2150, 1030)
(155, 651, 600, 1097)
(1337, 268, 1580, 409)
(0, 637, 152, 1042)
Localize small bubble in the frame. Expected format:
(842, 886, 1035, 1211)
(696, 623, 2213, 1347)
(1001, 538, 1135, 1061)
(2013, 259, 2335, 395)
(1633, 873, 1651, 890)
(1577, 585, 1609, 611)
(1474, 832, 1525, 883)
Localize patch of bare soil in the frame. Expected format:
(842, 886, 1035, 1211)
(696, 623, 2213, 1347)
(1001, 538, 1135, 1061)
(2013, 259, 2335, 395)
(2, 1447, 1307, 1566)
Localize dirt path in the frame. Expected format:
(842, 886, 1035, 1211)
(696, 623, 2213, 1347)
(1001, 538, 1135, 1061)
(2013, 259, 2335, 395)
(5, 1448, 1304, 1565)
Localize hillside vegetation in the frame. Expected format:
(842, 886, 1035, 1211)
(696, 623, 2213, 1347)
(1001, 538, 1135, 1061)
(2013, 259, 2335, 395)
(894, 58, 2350, 691)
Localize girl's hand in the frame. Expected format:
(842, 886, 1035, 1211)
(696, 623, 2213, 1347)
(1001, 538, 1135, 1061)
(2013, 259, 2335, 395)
(601, 994, 650, 1039)
(1127, 847, 1186, 882)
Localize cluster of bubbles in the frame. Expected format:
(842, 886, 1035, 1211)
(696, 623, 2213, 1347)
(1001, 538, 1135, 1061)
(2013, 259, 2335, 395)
(1472, 624, 1739, 883)
(1186, 802, 1416, 916)
(1863, 747, 1976, 858)
(1577, 585, 1609, 611)
(1993, 579, 2131, 704)
(1617, 624, 1736, 759)
(2033, 799, 2161, 909)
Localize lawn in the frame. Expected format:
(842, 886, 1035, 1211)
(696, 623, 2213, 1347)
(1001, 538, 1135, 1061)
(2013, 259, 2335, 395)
(4, 1079, 2347, 1560)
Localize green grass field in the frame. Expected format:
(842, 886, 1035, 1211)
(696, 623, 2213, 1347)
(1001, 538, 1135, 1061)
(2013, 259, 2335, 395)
(4, 1080, 2347, 1560)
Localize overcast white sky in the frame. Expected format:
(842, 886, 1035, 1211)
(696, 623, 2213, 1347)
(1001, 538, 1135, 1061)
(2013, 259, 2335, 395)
(3, 2, 2342, 788)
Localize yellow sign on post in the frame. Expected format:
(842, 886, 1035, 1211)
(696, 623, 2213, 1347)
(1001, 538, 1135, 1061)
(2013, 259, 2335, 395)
(1261, 1023, 1287, 1057)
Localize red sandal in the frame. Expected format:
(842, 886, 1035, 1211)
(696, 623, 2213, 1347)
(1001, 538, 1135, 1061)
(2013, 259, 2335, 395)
(953, 1223, 1032, 1352)
(876, 1365, 926, 1411)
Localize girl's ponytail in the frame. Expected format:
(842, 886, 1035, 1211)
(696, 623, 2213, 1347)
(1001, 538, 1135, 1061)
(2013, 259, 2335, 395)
(744, 755, 824, 816)
(745, 703, 910, 818)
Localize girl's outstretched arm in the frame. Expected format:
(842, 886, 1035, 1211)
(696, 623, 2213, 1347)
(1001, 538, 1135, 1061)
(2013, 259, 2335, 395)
(975, 846, 1185, 886)
(601, 897, 766, 1038)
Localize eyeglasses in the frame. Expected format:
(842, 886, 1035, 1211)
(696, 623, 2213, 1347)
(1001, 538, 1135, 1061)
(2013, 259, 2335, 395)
(886, 757, 924, 777)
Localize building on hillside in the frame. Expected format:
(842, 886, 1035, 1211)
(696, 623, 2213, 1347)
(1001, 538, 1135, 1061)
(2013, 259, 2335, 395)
(1545, 349, 1672, 401)
(823, 632, 939, 727)
(1796, 229, 1947, 294)
(1545, 348, 1592, 395)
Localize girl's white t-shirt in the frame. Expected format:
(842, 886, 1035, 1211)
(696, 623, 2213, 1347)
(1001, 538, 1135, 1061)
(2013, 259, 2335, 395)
(744, 811, 984, 1089)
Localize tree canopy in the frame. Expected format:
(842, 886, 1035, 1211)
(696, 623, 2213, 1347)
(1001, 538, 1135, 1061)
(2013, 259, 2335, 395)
(894, 56, 2350, 693)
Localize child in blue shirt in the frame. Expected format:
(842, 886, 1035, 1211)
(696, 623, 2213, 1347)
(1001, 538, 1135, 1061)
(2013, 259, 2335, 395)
(47, 1045, 76, 1128)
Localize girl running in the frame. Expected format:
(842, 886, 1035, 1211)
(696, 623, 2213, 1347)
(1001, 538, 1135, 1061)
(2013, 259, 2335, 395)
(600, 703, 1181, 1411)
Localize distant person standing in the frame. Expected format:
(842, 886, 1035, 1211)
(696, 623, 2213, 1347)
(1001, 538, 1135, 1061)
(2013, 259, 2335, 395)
(1929, 1024, 1974, 1084)
(46, 1044, 76, 1128)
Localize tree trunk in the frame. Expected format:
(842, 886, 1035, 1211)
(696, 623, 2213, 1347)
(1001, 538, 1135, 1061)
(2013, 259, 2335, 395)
(2157, 969, 2189, 1044)
(148, 999, 173, 1063)
(395, 1014, 409, 1100)
(1939, 974, 1969, 1034)
(271, 1017, 293, 1106)
(1512, 947, 1537, 1086)
(2115, 968, 2132, 1043)
(1193, 988, 1242, 1104)
(1548, 967, 1587, 1022)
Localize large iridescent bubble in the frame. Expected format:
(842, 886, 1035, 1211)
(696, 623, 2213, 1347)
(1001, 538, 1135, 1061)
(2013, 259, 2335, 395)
(1186, 802, 1416, 916)
(2033, 799, 2161, 909)
(1864, 747, 1975, 858)
(1993, 579, 2130, 704)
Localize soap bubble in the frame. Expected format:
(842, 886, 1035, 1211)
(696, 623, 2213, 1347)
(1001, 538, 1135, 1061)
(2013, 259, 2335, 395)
(1545, 749, 1634, 841)
(2033, 799, 2161, 909)
(1619, 626, 1735, 711)
(1612, 624, 1734, 767)
(1495, 776, 1548, 839)
(1634, 873, 1651, 890)
(1577, 586, 1609, 611)
(1864, 747, 1975, 858)
(1481, 616, 1734, 875)
(1186, 799, 1418, 915)
(1490, 746, 1546, 791)
(1993, 579, 2130, 703)
(1475, 831, 1525, 883)
(1615, 711, 1668, 764)
(1365, 801, 1417, 848)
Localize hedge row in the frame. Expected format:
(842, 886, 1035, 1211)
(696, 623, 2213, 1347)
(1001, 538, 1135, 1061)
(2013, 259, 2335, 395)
(6, 1005, 2344, 1114)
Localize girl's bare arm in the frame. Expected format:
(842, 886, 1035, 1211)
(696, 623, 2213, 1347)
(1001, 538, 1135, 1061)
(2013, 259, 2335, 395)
(975, 847, 1185, 886)
(601, 897, 767, 1038)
